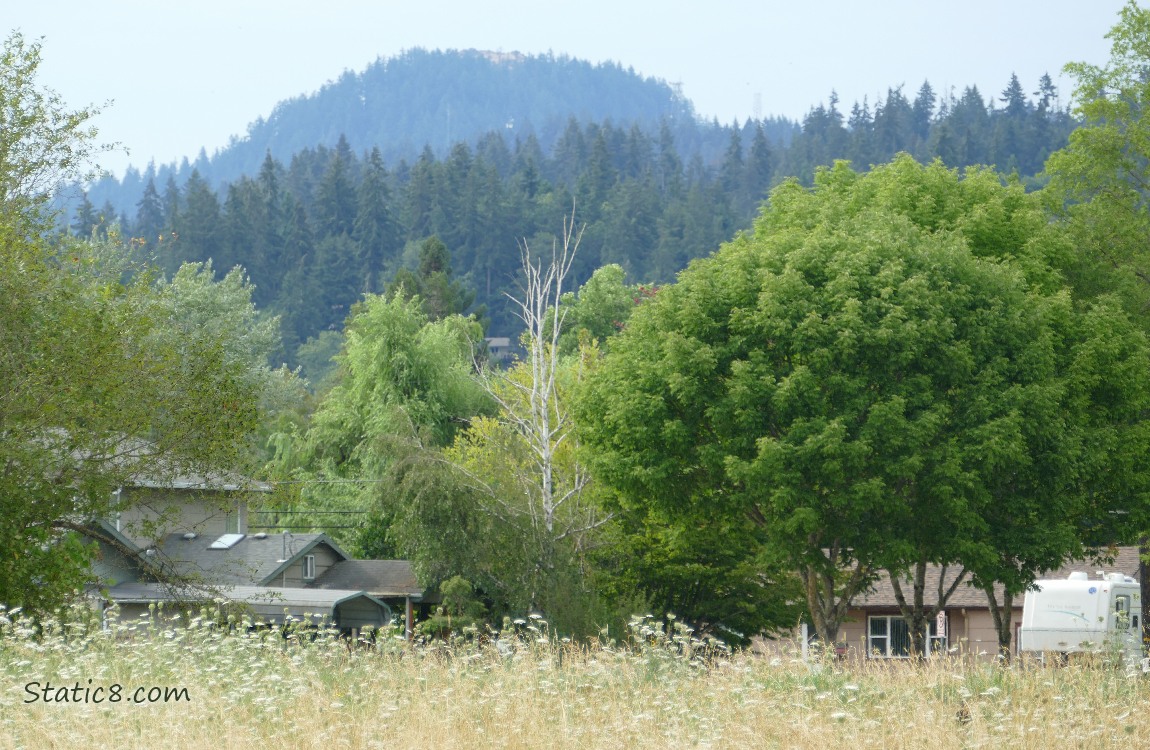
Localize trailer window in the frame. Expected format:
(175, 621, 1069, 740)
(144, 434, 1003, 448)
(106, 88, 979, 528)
(1115, 595, 1131, 630)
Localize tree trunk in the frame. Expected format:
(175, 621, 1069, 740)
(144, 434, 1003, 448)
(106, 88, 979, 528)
(890, 559, 969, 658)
(984, 586, 1015, 661)
(800, 552, 874, 646)
(890, 560, 930, 658)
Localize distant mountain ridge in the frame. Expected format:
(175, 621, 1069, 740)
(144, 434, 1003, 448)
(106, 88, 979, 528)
(238, 48, 699, 170)
(83, 47, 730, 215)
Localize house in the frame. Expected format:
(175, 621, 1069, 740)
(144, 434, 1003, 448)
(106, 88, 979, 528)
(829, 547, 1144, 660)
(484, 336, 514, 364)
(108, 467, 271, 548)
(103, 583, 392, 631)
(307, 559, 433, 640)
(86, 472, 426, 634)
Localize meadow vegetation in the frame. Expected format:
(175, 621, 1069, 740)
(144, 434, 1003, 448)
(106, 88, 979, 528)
(2, 605, 1147, 749)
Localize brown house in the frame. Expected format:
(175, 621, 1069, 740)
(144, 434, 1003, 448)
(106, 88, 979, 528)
(829, 547, 1143, 660)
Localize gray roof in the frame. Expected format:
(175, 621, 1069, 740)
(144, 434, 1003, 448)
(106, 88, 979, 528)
(309, 560, 426, 599)
(153, 532, 348, 586)
(855, 547, 1142, 609)
(87, 518, 145, 557)
(104, 582, 391, 624)
(128, 474, 272, 492)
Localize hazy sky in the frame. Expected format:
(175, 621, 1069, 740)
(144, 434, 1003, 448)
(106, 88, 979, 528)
(8, 1, 1134, 178)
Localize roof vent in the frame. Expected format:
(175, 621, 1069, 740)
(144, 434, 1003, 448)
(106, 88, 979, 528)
(253, 532, 267, 540)
(208, 533, 246, 550)
(182, 532, 197, 541)
(1068, 571, 1089, 581)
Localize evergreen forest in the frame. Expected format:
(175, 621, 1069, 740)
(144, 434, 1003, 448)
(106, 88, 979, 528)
(66, 51, 1075, 370)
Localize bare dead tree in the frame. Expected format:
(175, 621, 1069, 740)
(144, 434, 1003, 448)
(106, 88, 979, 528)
(468, 206, 612, 586)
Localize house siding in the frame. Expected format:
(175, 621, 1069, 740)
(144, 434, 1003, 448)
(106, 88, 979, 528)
(276, 544, 341, 588)
(838, 608, 1012, 659)
(116, 489, 247, 546)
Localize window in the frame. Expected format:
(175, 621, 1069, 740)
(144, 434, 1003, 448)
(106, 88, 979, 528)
(868, 615, 944, 657)
(930, 615, 948, 655)
(224, 504, 245, 534)
(1115, 595, 1132, 630)
(303, 554, 316, 581)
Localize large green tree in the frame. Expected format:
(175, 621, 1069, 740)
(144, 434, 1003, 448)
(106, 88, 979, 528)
(0, 33, 265, 612)
(577, 155, 1150, 647)
(1044, 0, 1150, 316)
(0, 234, 263, 611)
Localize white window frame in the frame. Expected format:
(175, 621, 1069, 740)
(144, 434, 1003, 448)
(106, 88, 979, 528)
(867, 615, 945, 658)
(303, 554, 316, 581)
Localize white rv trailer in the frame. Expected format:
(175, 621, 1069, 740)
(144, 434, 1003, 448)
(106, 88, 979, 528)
(1019, 571, 1143, 662)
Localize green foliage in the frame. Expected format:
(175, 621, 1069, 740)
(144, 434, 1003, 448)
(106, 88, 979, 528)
(0, 233, 262, 611)
(416, 575, 490, 640)
(553, 263, 653, 354)
(294, 330, 344, 390)
(369, 351, 617, 638)
(1044, 0, 1150, 319)
(314, 291, 488, 452)
(153, 259, 307, 463)
(386, 235, 479, 323)
(0, 31, 112, 228)
(593, 510, 802, 646)
(577, 155, 1150, 644)
(288, 291, 492, 549)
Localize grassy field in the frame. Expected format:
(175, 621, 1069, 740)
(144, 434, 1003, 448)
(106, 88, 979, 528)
(2, 606, 1147, 749)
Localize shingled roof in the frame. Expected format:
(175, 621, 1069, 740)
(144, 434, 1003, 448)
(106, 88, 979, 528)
(854, 547, 1142, 609)
(105, 582, 392, 625)
(152, 532, 349, 586)
(308, 560, 427, 600)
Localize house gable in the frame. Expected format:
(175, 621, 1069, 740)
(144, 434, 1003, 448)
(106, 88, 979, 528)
(85, 519, 152, 588)
(152, 532, 350, 588)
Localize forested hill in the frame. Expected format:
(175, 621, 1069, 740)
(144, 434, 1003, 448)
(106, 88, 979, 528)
(81, 48, 779, 215)
(68, 60, 1077, 377)
(246, 48, 698, 164)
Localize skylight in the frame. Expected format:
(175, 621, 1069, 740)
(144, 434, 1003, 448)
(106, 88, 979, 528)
(208, 533, 246, 550)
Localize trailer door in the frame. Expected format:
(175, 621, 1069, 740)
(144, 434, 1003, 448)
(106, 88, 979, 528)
(1113, 592, 1141, 659)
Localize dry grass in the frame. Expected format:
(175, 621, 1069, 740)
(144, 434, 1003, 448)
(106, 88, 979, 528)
(2, 607, 1147, 749)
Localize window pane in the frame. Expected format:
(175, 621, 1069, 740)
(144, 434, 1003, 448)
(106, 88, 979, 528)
(891, 618, 910, 657)
(869, 618, 888, 637)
